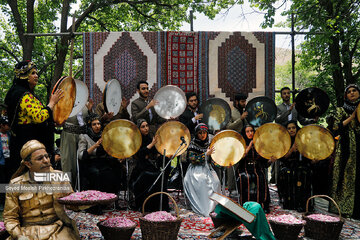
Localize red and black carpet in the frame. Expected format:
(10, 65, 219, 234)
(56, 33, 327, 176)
(68, 186, 360, 239)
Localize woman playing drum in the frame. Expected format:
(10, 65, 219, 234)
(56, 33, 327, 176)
(183, 123, 221, 217)
(328, 84, 360, 219)
(277, 120, 313, 212)
(238, 125, 270, 212)
(5, 61, 63, 179)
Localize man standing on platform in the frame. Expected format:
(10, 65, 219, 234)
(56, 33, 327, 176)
(179, 92, 203, 136)
(131, 81, 165, 135)
(226, 93, 248, 196)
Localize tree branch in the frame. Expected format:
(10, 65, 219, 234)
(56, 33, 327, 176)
(0, 46, 20, 62)
(350, 36, 360, 58)
(87, 15, 110, 31)
(7, 0, 26, 47)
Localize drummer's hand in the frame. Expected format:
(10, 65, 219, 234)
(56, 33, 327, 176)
(95, 138, 102, 148)
(206, 146, 215, 156)
(103, 112, 114, 121)
(269, 156, 277, 163)
(195, 113, 203, 121)
(86, 99, 94, 111)
(146, 99, 157, 109)
(48, 89, 64, 109)
(121, 97, 129, 108)
(241, 111, 248, 120)
(148, 136, 158, 148)
(290, 102, 296, 111)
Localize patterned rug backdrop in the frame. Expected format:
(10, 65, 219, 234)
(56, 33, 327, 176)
(83, 31, 275, 108)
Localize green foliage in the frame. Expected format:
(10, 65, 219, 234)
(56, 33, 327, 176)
(0, 0, 240, 105)
(251, 0, 360, 108)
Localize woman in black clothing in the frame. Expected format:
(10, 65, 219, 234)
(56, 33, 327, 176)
(238, 125, 270, 212)
(130, 119, 169, 211)
(77, 113, 125, 193)
(277, 120, 313, 212)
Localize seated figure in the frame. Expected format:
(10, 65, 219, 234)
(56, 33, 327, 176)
(3, 140, 79, 240)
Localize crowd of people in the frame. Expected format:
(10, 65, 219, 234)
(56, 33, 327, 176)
(0, 60, 359, 240)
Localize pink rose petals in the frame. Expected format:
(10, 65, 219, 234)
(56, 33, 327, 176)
(60, 190, 117, 201)
(144, 211, 177, 222)
(269, 214, 305, 225)
(307, 214, 340, 222)
(100, 217, 135, 228)
(210, 212, 217, 217)
(0, 221, 5, 232)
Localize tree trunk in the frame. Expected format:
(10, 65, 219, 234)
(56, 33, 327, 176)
(52, 37, 70, 86)
(328, 36, 344, 107)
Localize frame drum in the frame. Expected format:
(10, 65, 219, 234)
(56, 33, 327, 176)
(155, 121, 191, 157)
(103, 79, 122, 116)
(209, 130, 246, 167)
(102, 119, 142, 159)
(52, 76, 76, 125)
(357, 103, 360, 123)
(295, 87, 330, 119)
(153, 85, 187, 119)
(199, 98, 231, 131)
(253, 123, 291, 159)
(295, 124, 335, 161)
(245, 96, 277, 127)
(68, 79, 89, 118)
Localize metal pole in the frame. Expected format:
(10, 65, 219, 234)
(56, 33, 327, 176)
(160, 149, 166, 211)
(23, 32, 83, 36)
(190, 10, 194, 31)
(291, 13, 296, 100)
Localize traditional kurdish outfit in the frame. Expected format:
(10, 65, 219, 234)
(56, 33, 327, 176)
(3, 171, 79, 240)
(328, 85, 360, 218)
(277, 136, 313, 212)
(238, 136, 270, 211)
(5, 62, 54, 178)
(3, 139, 79, 240)
(184, 124, 221, 216)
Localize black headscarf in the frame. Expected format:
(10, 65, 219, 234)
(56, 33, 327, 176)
(343, 84, 360, 114)
(85, 113, 102, 142)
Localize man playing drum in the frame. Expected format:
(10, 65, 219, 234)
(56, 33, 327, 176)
(131, 81, 165, 135)
(226, 93, 248, 196)
(179, 92, 203, 136)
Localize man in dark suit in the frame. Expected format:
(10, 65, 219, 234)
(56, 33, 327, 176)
(272, 87, 316, 184)
(275, 87, 316, 126)
(131, 81, 165, 135)
(179, 92, 203, 136)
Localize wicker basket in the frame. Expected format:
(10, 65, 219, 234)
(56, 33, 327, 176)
(97, 220, 136, 240)
(139, 192, 182, 240)
(302, 195, 344, 240)
(269, 219, 303, 240)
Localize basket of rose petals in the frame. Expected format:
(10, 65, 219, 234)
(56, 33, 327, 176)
(139, 192, 182, 240)
(268, 214, 305, 240)
(302, 195, 344, 240)
(57, 190, 118, 206)
(97, 217, 136, 240)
